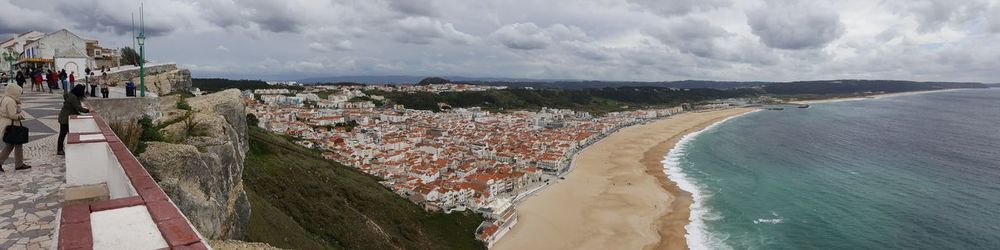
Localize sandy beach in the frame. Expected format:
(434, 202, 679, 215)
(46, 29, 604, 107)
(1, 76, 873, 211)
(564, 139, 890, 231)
(493, 108, 753, 250)
(797, 89, 961, 104)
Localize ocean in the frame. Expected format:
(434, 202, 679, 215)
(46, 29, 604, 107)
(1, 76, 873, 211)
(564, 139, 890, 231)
(664, 89, 1000, 250)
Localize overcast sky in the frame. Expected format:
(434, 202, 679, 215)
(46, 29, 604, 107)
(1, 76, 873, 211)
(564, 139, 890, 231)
(3, 0, 999, 82)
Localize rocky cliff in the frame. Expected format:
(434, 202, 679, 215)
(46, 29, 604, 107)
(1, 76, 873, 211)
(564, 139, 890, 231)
(103, 64, 193, 95)
(135, 89, 251, 239)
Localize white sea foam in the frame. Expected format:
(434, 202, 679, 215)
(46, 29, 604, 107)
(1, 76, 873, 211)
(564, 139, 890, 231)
(661, 110, 759, 250)
(754, 212, 784, 225)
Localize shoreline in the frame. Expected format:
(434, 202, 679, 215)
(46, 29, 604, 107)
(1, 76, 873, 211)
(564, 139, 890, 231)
(795, 89, 961, 104)
(493, 108, 753, 250)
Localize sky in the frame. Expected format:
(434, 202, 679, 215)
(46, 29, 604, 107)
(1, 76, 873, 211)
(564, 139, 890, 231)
(2, 0, 999, 82)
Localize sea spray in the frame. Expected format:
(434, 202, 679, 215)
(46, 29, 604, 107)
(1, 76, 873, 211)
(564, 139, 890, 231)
(661, 110, 759, 250)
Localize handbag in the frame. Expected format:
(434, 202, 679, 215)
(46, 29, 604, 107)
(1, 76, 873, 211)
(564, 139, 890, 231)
(1, 98, 28, 145)
(4, 120, 28, 145)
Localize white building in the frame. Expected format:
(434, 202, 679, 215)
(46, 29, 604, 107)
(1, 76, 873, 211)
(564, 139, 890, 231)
(1, 31, 45, 67)
(21, 29, 90, 74)
(254, 89, 291, 95)
(296, 93, 321, 102)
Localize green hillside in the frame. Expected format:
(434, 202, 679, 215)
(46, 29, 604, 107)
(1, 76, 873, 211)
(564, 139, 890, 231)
(243, 127, 485, 250)
(373, 80, 987, 114)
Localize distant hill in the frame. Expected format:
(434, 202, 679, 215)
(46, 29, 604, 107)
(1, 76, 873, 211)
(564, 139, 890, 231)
(243, 127, 485, 250)
(192, 78, 307, 92)
(372, 80, 987, 114)
(297, 75, 557, 85)
(417, 77, 451, 86)
(295, 75, 988, 90)
(480, 80, 768, 90)
(762, 80, 986, 95)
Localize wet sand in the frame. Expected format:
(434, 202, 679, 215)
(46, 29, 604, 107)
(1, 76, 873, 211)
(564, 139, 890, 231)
(493, 108, 753, 250)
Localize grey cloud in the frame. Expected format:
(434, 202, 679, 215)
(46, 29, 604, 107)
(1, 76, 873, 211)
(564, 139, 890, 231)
(196, 0, 304, 33)
(747, 1, 845, 50)
(545, 24, 589, 41)
(308, 40, 353, 52)
(988, 3, 1000, 33)
(644, 18, 730, 58)
(489, 23, 590, 50)
(5, 0, 997, 83)
(628, 0, 730, 17)
(490, 23, 552, 50)
(390, 17, 477, 45)
(58, 6, 174, 37)
(3, 0, 176, 36)
(0, 2, 56, 36)
(386, 0, 439, 17)
(885, 0, 990, 33)
(235, 1, 304, 33)
(565, 42, 617, 61)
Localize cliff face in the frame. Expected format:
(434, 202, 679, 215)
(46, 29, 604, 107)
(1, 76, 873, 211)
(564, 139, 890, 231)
(103, 64, 193, 95)
(136, 89, 251, 239)
(135, 68, 193, 95)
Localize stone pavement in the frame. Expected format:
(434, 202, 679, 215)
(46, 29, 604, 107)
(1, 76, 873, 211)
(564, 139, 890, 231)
(0, 89, 69, 250)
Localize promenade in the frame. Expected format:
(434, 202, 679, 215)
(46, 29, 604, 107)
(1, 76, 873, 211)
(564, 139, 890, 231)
(0, 90, 68, 250)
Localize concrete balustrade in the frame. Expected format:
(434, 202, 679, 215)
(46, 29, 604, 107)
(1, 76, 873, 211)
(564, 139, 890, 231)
(68, 115, 100, 133)
(58, 114, 210, 250)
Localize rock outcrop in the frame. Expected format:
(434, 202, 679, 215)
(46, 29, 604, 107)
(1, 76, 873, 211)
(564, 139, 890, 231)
(103, 64, 193, 95)
(209, 240, 284, 250)
(131, 69, 192, 95)
(136, 89, 251, 239)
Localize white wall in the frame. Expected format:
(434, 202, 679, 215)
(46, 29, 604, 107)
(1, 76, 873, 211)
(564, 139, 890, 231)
(65, 142, 113, 186)
(56, 58, 87, 75)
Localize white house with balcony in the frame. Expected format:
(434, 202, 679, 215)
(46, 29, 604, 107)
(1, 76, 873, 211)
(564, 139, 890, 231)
(19, 29, 91, 74)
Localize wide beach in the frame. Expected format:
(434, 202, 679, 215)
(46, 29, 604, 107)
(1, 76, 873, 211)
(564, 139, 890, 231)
(494, 108, 754, 250)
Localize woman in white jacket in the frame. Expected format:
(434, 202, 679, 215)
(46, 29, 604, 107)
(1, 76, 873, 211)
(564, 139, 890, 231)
(0, 83, 31, 171)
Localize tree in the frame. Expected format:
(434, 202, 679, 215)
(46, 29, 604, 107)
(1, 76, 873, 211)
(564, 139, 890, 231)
(246, 113, 259, 127)
(416, 77, 450, 86)
(119, 47, 146, 66)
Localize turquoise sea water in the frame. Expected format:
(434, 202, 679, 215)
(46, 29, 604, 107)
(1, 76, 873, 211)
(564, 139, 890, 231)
(664, 89, 1000, 250)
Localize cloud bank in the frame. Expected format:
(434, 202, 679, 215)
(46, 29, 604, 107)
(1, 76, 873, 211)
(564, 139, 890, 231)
(1, 0, 998, 82)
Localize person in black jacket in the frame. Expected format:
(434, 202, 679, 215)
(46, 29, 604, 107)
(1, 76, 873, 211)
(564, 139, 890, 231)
(59, 69, 68, 93)
(15, 71, 25, 87)
(57, 85, 90, 155)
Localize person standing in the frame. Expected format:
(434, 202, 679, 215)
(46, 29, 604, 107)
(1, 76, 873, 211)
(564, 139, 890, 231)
(89, 70, 98, 97)
(57, 85, 91, 155)
(59, 69, 68, 93)
(15, 71, 25, 88)
(47, 70, 57, 93)
(84, 67, 91, 95)
(32, 69, 43, 92)
(100, 72, 110, 98)
(69, 72, 76, 87)
(0, 83, 31, 171)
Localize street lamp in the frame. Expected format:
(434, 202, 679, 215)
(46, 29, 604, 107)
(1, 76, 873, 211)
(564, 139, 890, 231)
(137, 33, 145, 97)
(1, 51, 13, 83)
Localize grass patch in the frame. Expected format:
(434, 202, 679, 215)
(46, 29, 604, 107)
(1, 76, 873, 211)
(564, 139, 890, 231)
(108, 119, 144, 153)
(243, 127, 485, 250)
(245, 190, 335, 249)
(176, 97, 192, 111)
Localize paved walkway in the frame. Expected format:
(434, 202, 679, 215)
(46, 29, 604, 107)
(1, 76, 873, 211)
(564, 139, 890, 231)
(0, 89, 70, 250)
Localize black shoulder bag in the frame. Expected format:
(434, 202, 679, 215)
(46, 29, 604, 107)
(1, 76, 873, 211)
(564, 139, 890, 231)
(2, 98, 29, 145)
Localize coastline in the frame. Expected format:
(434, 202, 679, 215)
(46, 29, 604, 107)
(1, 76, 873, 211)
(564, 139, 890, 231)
(493, 108, 753, 250)
(796, 89, 961, 104)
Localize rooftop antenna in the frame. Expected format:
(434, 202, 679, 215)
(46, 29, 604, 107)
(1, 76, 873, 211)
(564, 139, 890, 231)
(137, 0, 147, 97)
(131, 12, 139, 65)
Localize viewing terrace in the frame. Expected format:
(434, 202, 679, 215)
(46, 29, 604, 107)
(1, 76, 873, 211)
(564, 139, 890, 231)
(0, 91, 207, 249)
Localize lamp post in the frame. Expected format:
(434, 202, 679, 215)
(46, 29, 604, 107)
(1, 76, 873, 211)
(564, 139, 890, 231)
(1, 51, 13, 83)
(137, 33, 145, 97)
